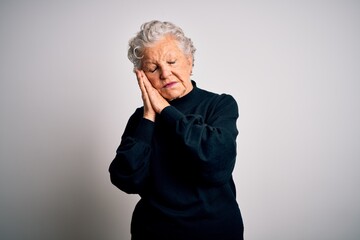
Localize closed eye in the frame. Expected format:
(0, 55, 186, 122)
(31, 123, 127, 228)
(168, 60, 176, 65)
(150, 66, 158, 73)
(145, 65, 158, 73)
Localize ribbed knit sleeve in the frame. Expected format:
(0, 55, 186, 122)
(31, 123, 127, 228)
(109, 109, 154, 194)
(160, 94, 239, 186)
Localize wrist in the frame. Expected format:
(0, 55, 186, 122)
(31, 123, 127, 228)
(157, 102, 170, 114)
(143, 113, 155, 122)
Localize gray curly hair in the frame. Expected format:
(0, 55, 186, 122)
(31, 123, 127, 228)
(128, 20, 196, 69)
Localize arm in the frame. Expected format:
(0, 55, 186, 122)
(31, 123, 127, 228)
(161, 94, 239, 186)
(109, 109, 154, 194)
(109, 70, 162, 194)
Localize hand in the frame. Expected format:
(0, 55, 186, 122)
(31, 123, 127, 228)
(135, 69, 156, 121)
(141, 73, 170, 114)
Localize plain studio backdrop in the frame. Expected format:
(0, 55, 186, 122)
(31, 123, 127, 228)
(1, 0, 359, 239)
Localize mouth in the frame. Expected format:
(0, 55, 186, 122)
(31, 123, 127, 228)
(163, 82, 177, 88)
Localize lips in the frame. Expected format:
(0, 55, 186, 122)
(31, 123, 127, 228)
(164, 82, 177, 88)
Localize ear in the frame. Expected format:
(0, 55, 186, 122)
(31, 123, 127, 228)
(187, 57, 193, 76)
(187, 56, 193, 67)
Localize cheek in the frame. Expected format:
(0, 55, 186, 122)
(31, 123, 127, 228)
(145, 74, 161, 88)
(180, 61, 192, 76)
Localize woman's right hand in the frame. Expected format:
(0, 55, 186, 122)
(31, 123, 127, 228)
(135, 69, 156, 122)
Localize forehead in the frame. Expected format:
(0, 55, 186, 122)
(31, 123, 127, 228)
(142, 36, 185, 62)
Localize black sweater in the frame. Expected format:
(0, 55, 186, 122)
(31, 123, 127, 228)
(109, 81, 243, 240)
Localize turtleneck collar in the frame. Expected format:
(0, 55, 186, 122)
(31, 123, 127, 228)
(168, 80, 199, 109)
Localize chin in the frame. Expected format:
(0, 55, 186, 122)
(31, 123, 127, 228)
(162, 89, 185, 101)
(165, 95, 180, 101)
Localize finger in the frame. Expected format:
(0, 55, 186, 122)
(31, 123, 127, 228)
(136, 71, 153, 107)
(136, 71, 157, 101)
(135, 69, 143, 85)
(135, 70, 148, 90)
(134, 70, 146, 93)
(134, 71, 156, 120)
(141, 74, 157, 94)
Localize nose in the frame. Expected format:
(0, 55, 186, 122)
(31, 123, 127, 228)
(160, 66, 171, 80)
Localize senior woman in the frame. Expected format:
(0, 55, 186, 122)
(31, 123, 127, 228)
(109, 20, 244, 240)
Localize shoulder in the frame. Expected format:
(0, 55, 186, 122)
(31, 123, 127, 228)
(196, 85, 237, 107)
(125, 106, 144, 127)
(194, 85, 238, 120)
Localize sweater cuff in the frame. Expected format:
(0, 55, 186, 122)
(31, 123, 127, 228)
(160, 106, 184, 127)
(134, 118, 155, 144)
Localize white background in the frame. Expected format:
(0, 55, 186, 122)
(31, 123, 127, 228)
(1, 0, 359, 239)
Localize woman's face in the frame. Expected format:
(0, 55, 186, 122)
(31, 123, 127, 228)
(141, 36, 193, 101)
